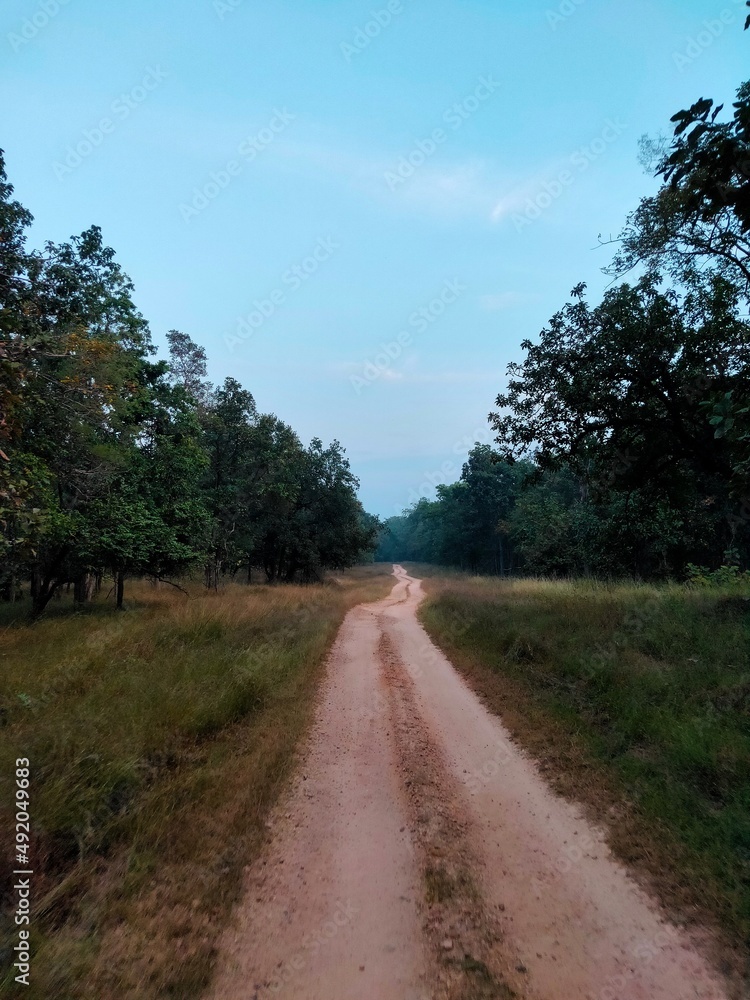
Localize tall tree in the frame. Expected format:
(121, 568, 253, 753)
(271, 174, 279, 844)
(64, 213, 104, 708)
(166, 329, 212, 405)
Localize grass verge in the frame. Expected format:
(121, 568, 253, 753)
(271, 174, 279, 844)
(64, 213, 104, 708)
(0, 565, 393, 1000)
(414, 569, 750, 982)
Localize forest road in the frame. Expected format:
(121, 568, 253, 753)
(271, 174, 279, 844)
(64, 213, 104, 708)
(207, 565, 730, 1000)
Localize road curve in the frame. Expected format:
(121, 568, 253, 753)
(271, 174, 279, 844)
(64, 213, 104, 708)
(206, 566, 729, 1000)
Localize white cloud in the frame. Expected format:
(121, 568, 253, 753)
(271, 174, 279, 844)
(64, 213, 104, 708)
(479, 291, 527, 311)
(386, 161, 499, 217)
(262, 138, 509, 220)
(380, 369, 504, 386)
(489, 156, 576, 223)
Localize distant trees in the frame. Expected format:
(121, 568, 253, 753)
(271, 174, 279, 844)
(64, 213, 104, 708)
(0, 152, 377, 611)
(192, 370, 374, 585)
(376, 447, 526, 575)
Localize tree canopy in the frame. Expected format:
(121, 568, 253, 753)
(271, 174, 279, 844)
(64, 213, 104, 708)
(0, 152, 378, 612)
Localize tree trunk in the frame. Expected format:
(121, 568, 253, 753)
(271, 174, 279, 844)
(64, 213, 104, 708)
(204, 558, 220, 590)
(74, 573, 94, 605)
(32, 576, 59, 617)
(2, 568, 16, 603)
(285, 561, 299, 583)
(116, 571, 125, 610)
(247, 560, 252, 584)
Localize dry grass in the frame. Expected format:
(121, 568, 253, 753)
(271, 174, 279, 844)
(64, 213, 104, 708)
(416, 569, 750, 987)
(0, 565, 394, 1000)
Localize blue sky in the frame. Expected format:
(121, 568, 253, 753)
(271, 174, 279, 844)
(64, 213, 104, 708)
(2, 0, 748, 516)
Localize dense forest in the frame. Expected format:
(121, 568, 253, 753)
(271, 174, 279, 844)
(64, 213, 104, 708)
(0, 155, 377, 614)
(4, 69, 750, 600)
(378, 75, 750, 580)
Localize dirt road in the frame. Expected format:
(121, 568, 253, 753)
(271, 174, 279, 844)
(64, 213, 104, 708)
(207, 566, 729, 1000)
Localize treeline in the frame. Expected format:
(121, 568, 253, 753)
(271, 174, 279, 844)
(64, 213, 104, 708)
(379, 74, 750, 579)
(0, 152, 377, 614)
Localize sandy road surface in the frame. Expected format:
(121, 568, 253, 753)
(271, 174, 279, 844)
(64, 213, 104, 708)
(207, 566, 729, 1000)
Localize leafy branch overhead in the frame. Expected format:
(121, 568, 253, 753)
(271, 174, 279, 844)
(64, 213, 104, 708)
(606, 75, 750, 293)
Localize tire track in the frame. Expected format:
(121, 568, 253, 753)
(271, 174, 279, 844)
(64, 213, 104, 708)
(378, 620, 524, 1000)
